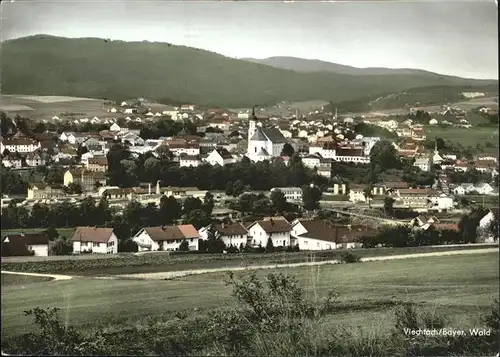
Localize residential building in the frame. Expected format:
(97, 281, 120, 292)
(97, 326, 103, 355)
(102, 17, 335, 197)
(270, 187, 303, 201)
(2, 233, 50, 257)
(302, 154, 321, 169)
(395, 188, 437, 208)
(334, 147, 370, 164)
(86, 156, 109, 172)
(63, 168, 107, 192)
(0, 138, 41, 153)
(477, 208, 499, 243)
(71, 227, 118, 254)
(199, 223, 248, 247)
(247, 217, 292, 247)
(414, 157, 431, 172)
(348, 184, 367, 203)
(179, 154, 202, 168)
(1, 152, 23, 168)
(27, 184, 64, 200)
(25, 150, 46, 167)
(132, 225, 200, 251)
(205, 147, 236, 166)
(291, 219, 374, 250)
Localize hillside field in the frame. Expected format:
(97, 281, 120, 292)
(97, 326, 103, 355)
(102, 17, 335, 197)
(424, 126, 499, 149)
(0, 95, 112, 121)
(1, 252, 498, 337)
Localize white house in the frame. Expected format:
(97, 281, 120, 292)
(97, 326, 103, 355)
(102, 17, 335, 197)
(204, 148, 236, 166)
(414, 157, 431, 172)
(271, 187, 303, 202)
(302, 154, 322, 169)
(132, 225, 200, 252)
(453, 183, 477, 195)
(477, 208, 498, 242)
(475, 182, 495, 195)
(180, 155, 202, 168)
(291, 219, 369, 250)
(25, 150, 46, 167)
(429, 118, 438, 125)
(70, 227, 118, 254)
(0, 138, 41, 153)
(1, 153, 23, 168)
(2, 233, 50, 257)
(198, 223, 248, 248)
(247, 217, 292, 247)
(110, 123, 121, 132)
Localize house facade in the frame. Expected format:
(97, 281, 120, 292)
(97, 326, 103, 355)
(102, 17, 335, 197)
(71, 227, 118, 254)
(247, 217, 292, 247)
(199, 223, 248, 247)
(2, 233, 50, 257)
(132, 225, 200, 252)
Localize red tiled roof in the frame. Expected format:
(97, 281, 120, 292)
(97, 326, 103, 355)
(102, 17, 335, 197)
(214, 223, 248, 236)
(71, 227, 114, 243)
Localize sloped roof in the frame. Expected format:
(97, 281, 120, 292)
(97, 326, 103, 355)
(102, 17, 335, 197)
(3, 233, 49, 246)
(250, 127, 268, 141)
(253, 218, 291, 233)
(262, 128, 287, 143)
(215, 147, 233, 159)
(71, 227, 114, 243)
(256, 148, 270, 156)
(214, 223, 248, 236)
(142, 225, 199, 241)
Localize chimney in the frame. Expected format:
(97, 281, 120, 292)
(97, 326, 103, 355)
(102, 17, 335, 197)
(221, 222, 225, 229)
(161, 225, 165, 231)
(156, 180, 160, 195)
(341, 184, 346, 195)
(148, 183, 151, 195)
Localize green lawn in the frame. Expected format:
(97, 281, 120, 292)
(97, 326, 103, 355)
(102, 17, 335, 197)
(424, 126, 499, 150)
(2, 245, 497, 276)
(1, 228, 75, 239)
(1, 274, 53, 286)
(2, 252, 498, 336)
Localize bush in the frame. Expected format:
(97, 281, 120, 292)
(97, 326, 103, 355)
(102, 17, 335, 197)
(178, 240, 189, 252)
(340, 251, 360, 263)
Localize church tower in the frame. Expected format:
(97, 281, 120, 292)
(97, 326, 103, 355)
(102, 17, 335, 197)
(247, 105, 257, 143)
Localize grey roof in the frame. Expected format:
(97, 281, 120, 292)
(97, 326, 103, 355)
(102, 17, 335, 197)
(262, 128, 287, 143)
(250, 127, 268, 141)
(256, 148, 270, 156)
(250, 126, 287, 144)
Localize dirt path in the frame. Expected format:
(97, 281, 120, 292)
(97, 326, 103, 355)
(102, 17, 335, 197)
(120, 247, 499, 280)
(1, 270, 73, 281)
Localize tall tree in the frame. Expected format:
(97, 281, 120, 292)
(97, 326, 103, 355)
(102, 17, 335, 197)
(270, 189, 288, 213)
(369, 140, 401, 171)
(280, 143, 295, 157)
(159, 195, 181, 224)
(301, 184, 322, 211)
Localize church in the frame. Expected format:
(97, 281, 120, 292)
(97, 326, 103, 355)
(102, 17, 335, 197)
(246, 107, 287, 162)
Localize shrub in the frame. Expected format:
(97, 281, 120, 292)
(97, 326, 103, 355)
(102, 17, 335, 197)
(178, 240, 189, 252)
(340, 251, 360, 263)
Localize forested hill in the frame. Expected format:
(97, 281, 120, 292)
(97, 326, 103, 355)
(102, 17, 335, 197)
(2, 35, 496, 107)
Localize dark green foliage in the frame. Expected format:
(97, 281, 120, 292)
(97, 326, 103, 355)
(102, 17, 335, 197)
(3, 37, 495, 107)
(179, 240, 190, 252)
(340, 251, 360, 263)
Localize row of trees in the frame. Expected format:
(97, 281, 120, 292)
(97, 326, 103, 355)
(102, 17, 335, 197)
(357, 207, 496, 247)
(1, 192, 217, 234)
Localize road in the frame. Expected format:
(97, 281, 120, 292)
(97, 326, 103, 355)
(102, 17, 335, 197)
(321, 207, 410, 226)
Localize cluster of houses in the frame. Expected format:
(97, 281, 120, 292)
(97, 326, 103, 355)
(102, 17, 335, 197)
(1, 216, 377, 257)
(4, 207, 497, 257)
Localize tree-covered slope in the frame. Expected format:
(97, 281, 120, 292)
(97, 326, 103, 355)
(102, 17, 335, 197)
(2, 35, 497, 107)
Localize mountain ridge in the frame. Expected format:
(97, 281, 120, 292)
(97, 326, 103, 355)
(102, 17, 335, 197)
(2, 35, 497, 107)
(240, 56, 491, 79)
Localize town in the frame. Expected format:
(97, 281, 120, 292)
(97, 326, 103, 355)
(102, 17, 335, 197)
(1, 98, 498, 256)
(1, 1, 498, 355)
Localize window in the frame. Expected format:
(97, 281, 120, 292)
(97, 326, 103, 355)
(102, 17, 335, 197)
(93, 242, 99, 247)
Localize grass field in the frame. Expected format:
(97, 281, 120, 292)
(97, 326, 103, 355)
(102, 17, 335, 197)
(0, 94, 111, 121)
(1, 228, 75, 239)
(424, 125, 499, 149)
(2, 245, 497, 275)
(1, 274, 53, 286)
(2, 252, 498, 337)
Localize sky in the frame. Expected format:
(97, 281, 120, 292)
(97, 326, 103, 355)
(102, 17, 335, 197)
(1, 0, 498, 79)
